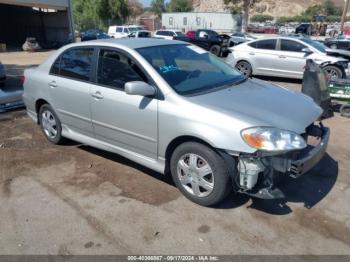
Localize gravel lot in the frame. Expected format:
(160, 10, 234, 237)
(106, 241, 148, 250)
(0, 51, 350, 255)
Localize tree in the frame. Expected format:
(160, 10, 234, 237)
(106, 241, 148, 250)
(128, 0, 143, 23)
(251, 14, 273, 23)
(223, 0, 261, 30)
(150, 0, 166, 17)
(323, 0, 342, 16)
(167, 0, 192, 12)
(73, 0, 129, 31)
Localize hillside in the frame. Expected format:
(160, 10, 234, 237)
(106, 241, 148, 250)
(192, 0, 347, 17)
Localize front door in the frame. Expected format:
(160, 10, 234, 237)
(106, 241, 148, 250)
(90, 48, 158, 159)
(277, 39, 309, 78)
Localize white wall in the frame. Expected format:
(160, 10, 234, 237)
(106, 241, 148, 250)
(162, 12, 242, 33)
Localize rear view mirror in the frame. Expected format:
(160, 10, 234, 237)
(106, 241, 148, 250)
(125, 81, 155, 96)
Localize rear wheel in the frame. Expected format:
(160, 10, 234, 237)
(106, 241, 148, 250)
(322, 65, 343, 80)
(39, 104, 66, 144)
(236, 60, 252, 77)
(209, 45, 221, 56)
(170, 142, 233, 206)
(340, 104, 350, 118)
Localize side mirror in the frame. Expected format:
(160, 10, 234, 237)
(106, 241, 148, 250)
(302, 47, 312, 54)
(125, 81, 155, 96)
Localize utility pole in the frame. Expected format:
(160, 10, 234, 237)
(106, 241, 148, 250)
(341, 0, 350, 33)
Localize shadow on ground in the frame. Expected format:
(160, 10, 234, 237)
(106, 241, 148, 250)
(77, 144, 338, 214)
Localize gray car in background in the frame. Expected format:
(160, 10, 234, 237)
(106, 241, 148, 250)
(23, 39, 329, 206)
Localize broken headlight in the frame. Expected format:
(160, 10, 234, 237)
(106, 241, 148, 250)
(241, 127, 307, 152)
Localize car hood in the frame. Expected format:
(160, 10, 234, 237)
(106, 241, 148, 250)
(187, 78, 322, 134)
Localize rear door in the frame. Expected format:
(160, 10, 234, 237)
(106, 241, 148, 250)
(277, 39, 308, 78)
(248, 39, 279, 76)
(48, 47, 95, 136)
(90, 48, 158, 159)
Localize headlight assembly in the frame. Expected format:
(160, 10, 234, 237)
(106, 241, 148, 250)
(241, 127, 307, 152)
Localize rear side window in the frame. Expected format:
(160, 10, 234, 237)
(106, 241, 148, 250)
(250, 39, 277, 50)
(97, 49, 147, 89)
(50, 56, 61, 75)
(59, 48, 94, 81)
(280, 39, 306, 52)
(116, 27, 123, 32)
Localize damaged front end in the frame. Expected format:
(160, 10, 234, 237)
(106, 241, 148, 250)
(233, 122, 330, 200)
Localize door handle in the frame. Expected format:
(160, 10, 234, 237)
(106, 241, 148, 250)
(91, 91, 104, 100)
(279, 55, 287, 58)
(48, 81, 57, 88)
(249, 52, 255, 55)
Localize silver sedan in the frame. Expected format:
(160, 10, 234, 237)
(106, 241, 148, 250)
(23, 39, 329, 206)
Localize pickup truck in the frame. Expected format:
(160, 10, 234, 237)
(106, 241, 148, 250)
(173, 29, 230, 57)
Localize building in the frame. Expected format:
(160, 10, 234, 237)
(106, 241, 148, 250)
(161, 12, 242, 34)
(0, 0, 74, 48)
(138, 12, 161, 32)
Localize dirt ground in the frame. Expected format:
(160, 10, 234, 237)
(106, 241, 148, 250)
(0, 51, 350, 255)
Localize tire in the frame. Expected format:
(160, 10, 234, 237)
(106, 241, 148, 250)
(330, 44, 337, 49)
(209, 45, 221, 56)
(170, 142, 233, 206)
(235, 60, 252, 77)
(322, 65, 343, 80)
(38, 104, 66, 144)
(340, 104, 350, 118)
(229, 41, 235, 47)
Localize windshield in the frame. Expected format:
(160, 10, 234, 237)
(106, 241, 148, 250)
(128, 27, 140, 32)
(136, 44, 245, 95)
(301, 38, 327, 53)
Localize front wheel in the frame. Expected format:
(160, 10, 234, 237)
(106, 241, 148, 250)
(209, 45, 221, 56)
(235, 60, 252, 77)
(170, 142, 233, 206)
(322, 65, 343, 80)
(340, 104, 350, 118)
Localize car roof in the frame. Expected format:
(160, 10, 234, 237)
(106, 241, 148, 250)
(71, 38, 184, 49)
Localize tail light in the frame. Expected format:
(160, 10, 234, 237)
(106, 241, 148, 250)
(20, 75, 26, 85)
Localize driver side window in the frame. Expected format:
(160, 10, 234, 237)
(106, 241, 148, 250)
(97, 49, 147, 90)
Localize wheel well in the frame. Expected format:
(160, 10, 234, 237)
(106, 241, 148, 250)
(35, 99, 48, 123)
(164, 136, 213, 174)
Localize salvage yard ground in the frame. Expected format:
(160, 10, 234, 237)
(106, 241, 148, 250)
(0, 51, 350, 255)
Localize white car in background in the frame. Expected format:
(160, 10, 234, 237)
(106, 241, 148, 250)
(108, 25, 144, 38)
(229, 36, 349, 80)
(154, 30, 184, 40)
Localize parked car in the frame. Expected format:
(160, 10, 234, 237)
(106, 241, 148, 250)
(23, 38, 330, 206)
(295, 23, 312, 35)
(154, 30, 184, 40)
(173, 29, 230, 57)
(22, 37, 41, 52)
(229, 36, 348, 79)
(108, 25, 144, 38)
(247, 25, 279, 34)
(80, 30, 110, 41)
(128, 30, 152, 38)
(229, 32, 257, 47)
(0, 62, 6, 87)
(324, 35, 350, 50)
(185, 31, 196, 38)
